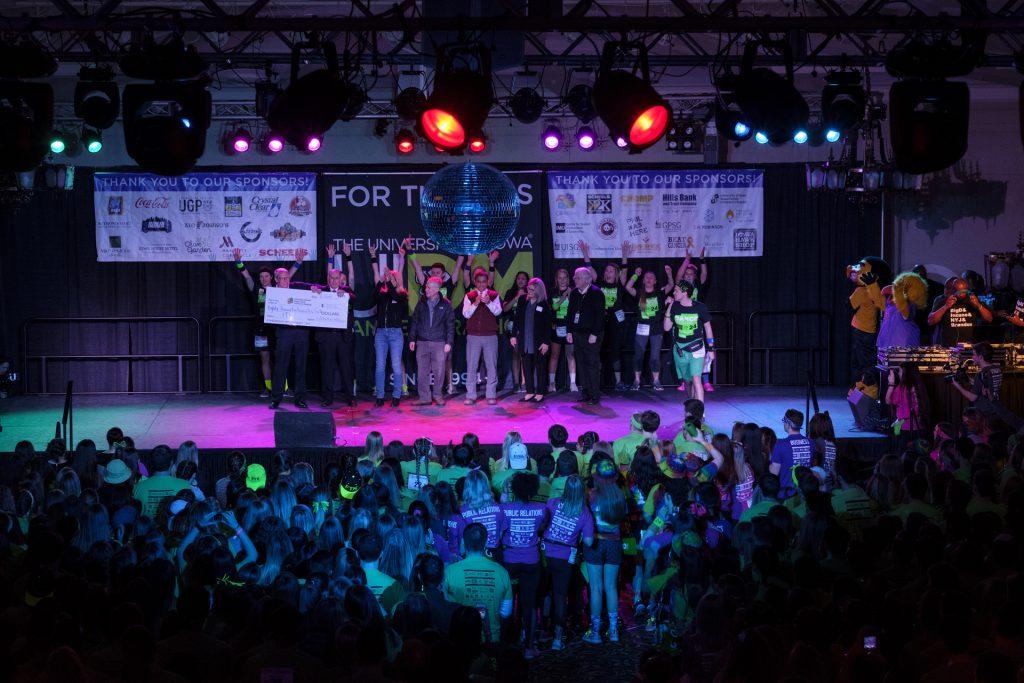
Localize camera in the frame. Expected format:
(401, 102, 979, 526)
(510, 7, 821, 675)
(942, 359, 971, 384)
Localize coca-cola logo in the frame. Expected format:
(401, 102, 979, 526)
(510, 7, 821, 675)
(135, 196, 170, 209)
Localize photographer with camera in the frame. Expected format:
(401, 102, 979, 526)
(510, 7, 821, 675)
(927, 277, 992, 346)
(951, 342, 1002, 407)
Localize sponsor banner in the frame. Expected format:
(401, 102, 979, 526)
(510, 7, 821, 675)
(264, 287, 349, 330)
(94, 172, 317, 262)
(548, 169, 764, 258)
(322, 170, 543, 388)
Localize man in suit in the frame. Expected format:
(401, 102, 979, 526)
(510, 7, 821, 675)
(269, 267, 312, 409)
(566, 267, 605, 405)
(316, 266, 357, 407)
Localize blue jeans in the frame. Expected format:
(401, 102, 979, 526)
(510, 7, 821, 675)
(375, 327, 405, 399)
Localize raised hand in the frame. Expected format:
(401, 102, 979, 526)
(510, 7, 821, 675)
(295, 247, 308, 261)
(326, 243, 336, 258)
(634, 266, 642, 278)
(622, 240, 631, 257)
(489, 249, 499, 264)
(577, 239, 590, 257)
(368, 243, 378, 259)
(232, 248, 242, 261)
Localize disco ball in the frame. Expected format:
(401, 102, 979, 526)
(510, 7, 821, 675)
(420, 162, 521, 254)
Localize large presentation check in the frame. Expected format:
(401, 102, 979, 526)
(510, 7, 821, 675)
(263, 287, 349, 329)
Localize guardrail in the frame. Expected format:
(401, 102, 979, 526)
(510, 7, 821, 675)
(207, 314, 261, 393)
(22, 316, 202, 394)
(747, 309, 832, 386)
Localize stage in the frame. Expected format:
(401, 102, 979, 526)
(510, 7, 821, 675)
(0, 385, 885, 452)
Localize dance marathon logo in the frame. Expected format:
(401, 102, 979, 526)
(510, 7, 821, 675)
(288, 196, 312, 217)
(733, 229, 757, 252)
(586, 193, 612, 214)
(673, 311, 701, 338)
(597, 219, 617, 240)
(107, 196, 124, 215)
(141, 217, 172, 233)
(239, 221, 262, 243)
(271, 223, 306, 241)
(224, 196, 243, 217)
(249, 196, 282, 217)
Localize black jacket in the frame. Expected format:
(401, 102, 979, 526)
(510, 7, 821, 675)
(511, 297, 553, 352)
(409, 296, 456, 345)
(374, 284, 409, 329)
(567, 285, 605, 337)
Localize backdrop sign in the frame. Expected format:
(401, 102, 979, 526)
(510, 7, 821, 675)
(322, 170, 543, 390)
(547, 169, 764, 258)
(93, 172, 317, 262)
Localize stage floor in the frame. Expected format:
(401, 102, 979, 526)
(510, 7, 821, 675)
(0, 386, 884, 451)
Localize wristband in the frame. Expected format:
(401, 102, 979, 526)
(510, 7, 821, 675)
(235, 261, 245, 270)
(706, 338, 715, 345)
(292, 260, 302, 270)
(629, 274, 639, 281)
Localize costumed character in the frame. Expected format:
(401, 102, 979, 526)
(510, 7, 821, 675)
(878, 272, 928, 350)
(846, 256, 892, 385)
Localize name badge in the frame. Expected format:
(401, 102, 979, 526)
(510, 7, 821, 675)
(556, 326, 568, 338)
(615, 309, 625, 323)
(573, 312, 580, 324)
(536, 305, 544, 313)
(636, 323, 650, 337)
(406, 473, 428, 490)
(254, 335, 269, 349)
(568, 546, 578, 564)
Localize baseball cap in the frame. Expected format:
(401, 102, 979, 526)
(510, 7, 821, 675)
(169, 498, 188, 517)
(245, 463, 267, 491)
(103, 459, 131, 485)
(509, 442, 529, 470)
(339, 470, 361, 500)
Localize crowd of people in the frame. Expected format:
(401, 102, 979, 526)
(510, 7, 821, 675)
(234, 240, 716, 409)
(3, 391, 1024, 682)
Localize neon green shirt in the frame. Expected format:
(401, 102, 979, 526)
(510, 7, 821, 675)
(444, 554, 511, 642)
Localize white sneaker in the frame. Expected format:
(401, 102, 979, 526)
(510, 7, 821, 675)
(570, 383, 579, 393)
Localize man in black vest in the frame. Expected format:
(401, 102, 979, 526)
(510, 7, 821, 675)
(566, 267, 605, 405)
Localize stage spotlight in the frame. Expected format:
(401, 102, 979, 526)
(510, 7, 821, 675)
(267, 38, 347, 150)
(825, 128, 842, 143)
(305, 135, 322, 152)
(82, 126, 102, 153)
(123, 81, 211, 175)
(564, 84, 596, 123)
(793, 129, 808, 144)
(468, 134, 487, 153)
(754, 131, 769, 144)
(337, 80, 367, 121)
(576, 126, 596, 150)
(822, 70, 865, 137)
(418, 43, 493, 152)
(224, 127, 252, 154)
(614, 135, 628, 148)
(731, 41, 809, 147)
(265, 133, 285, 154)
(395, 87, 426, 121)
(592, 42, 671, 151)
(49, 131, 67, 154)
(666, 119, 703, 152)
(0, 80, 54, 172)
(542, 124, 562, 150)
(889, 79, 969, 173)
(74, 66, 119, 130)
(396, 128, 415, 154)
(509, 87, 545, 124)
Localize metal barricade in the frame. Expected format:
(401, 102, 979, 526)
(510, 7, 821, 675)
(21, 316, 201, 394)
(208, 314, 260, 393)
(747, 309, 832, 385)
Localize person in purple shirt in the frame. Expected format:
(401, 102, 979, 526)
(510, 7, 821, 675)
(500, 472, 549, 659)
(769, 408, 814, 499)
(541, 475, 594, 651)
(428, 481, 464, 564)
(459, 469, 505, 555)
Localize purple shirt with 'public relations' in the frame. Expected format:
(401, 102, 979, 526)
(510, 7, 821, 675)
(541, 498, 595, 561)
(500, 501, 548, 564)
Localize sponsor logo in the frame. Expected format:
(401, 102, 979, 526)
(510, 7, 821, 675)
(257, 248, 304, 258)
(710, 191, 748, 205)
(239, 221, 262, 243)
(733, 228, 757, 252)
(626, 215, 647, 238)
(141, 217, 172, 233)
(703, 208, 714, 222)
(555, 222, 567, 234)
(107, 196, 124, 215)
(654, 220, 683, 232)
(662, 192, 697, 207)
(666, 236, 696, 250)
(178, 198, 214, 213)
(135, 196, 170, 210)
(621, 194, 654, 204)
(597, 219, 616, 240)
(249, 196, 282, 217)
(221, 236, 235, 248)
(554, 193, 576, 210)
(271, 222, 306, 241)
(725, 209, 735, 222)
(586, 193, 612, 214)
(108, 235, 122, 248)
(184, 239, 212, 256)
(188, 220, 229, 229)
(224, 196, 243, 217)
(289, 196, 312, 216)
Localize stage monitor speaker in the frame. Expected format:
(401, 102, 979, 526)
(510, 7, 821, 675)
(848, 388, 885, 433)
(273, 412, 336, 448)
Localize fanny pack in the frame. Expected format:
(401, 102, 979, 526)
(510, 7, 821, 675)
(677, 339, 704, 354)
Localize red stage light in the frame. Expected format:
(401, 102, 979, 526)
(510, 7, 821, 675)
(630, 105, 670, 147)
(396, 128, 415, 154)
(420, 109, 465, 148)
(468, 136, 486, 153)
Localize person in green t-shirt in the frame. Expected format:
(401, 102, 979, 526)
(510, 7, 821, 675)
(613, 410, 661, 472)
(739, 473, 782, 524)
(672, 399, 715, 455)
(892, 472, 943, 526)
(548, 451, 579, 501)
(443, 522, 512, 642)
(132, 445, 191, 518)
(625, 267, 673, 391)
(547, 269, 578, 393)
(358, 532, 406, 614)
(436, 444, 475, 489)
(400, 437, 443, 510)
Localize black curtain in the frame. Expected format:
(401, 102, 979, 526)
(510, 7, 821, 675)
(0, 164, 880, 393)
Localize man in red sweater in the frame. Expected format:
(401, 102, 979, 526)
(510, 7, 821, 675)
(463, 267, 504, 405)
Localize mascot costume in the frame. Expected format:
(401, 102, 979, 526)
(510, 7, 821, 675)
(878, 272, 929, 350)
(846, 256, 892, 385)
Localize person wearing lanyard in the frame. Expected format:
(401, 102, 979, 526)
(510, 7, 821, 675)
(579, 239, 633, 393)
(547, 268, 577, 394)
(370, 246, 408, 408)
(674, 248, 713, 392)
(510, 277, 553, 402)
(625, 267, 673, 391)
(566, 267, 606, 406)
(317, 243, 357, 407)
(664, 280, 715, 403)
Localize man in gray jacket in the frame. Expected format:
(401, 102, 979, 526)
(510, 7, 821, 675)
(409, 276, 456, 407)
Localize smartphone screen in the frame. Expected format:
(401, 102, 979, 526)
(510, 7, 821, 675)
(863, 635, 876, 650)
